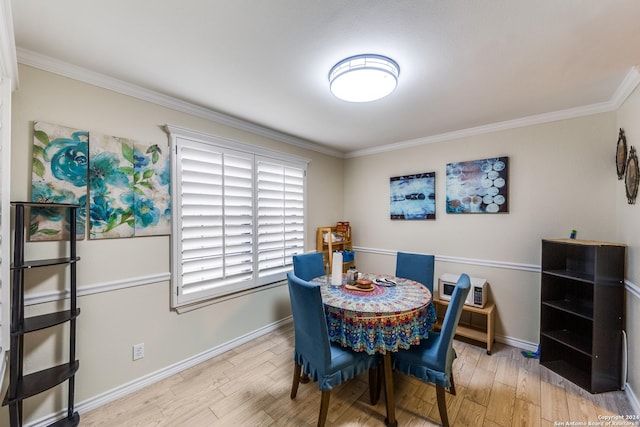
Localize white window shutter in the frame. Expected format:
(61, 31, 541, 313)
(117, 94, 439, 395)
(220, 153, 253, 286)
(169, 128, 308, 308)
(173, 138, 254, 305)
(175, 140, 225, 304)
(256, 158, 304, 284)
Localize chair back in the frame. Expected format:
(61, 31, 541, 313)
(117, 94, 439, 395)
(436, 274, 471, 368)
(395, 252, 435, 293)
(286, 272, 331, 369)
(293, 252, 326, 281)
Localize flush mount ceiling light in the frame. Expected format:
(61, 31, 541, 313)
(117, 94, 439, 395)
(328, 54, 400, 103)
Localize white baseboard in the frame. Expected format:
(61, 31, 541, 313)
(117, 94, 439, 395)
(495, 334, 538, 352)
(25, 316, 293, 427)
(625, 382, 640, 417)
(23, 298, 637, 426)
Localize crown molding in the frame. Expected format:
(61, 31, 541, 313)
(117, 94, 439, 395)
(16, 48, 344, 158)
(0, 0, 18, 88)
(346, 101, 613, 158)
(610, 66, 640, 109)
(15, 47, 640, 161)
(346, 66, 640, 158)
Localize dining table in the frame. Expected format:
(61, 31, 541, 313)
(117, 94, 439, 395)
(309, 272, 435, 427)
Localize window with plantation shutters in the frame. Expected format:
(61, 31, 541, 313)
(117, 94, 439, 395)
(256, 159, 305, 283)
(168, 126, 308, 308)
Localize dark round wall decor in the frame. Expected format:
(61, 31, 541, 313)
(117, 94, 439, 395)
(616, 128, 627, 180)
(625, 146, 638, 204)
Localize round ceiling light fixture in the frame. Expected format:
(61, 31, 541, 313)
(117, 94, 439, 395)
(328, 54, 400, 103)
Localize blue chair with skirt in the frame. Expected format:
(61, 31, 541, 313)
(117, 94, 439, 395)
(287, 272, 378, 427)
(392, 273, 471, 427)
(292, 252, 325, 281)
(395, 251, 435, 293)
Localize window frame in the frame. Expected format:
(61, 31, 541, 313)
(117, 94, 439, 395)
(166, 125, 309, 308)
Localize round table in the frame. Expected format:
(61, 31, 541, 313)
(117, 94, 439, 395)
(312, 273, 435, 355)
(309, 273, 435, 427)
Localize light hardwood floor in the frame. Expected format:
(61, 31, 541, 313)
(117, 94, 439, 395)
(81, 323, 634, 426)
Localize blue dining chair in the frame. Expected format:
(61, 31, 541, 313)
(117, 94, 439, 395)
(395, 251, 435, 293)
(292, 252, 326, 281)
(392, 273, 471, 427)
(287, 272, 378, 427)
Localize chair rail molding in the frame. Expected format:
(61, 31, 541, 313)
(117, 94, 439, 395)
(23, 273, 171, 306)
(626, 279, 640, 300)
(353, 246, 540, 273)
(355, 248, 640, 298)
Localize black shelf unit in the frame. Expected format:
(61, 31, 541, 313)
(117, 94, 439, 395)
(540, 238, 625, 393)
(2, 202, 81, 427)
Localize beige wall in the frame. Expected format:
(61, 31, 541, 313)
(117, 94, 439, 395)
(345, 96, 640, 403)
(4, 65, 345, 423)
(344, 113, 619, 347)
(4, 62, 639, 423)
(615, 82, 640, 405)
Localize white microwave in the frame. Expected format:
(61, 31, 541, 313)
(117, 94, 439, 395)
(438, 273, 488, 308)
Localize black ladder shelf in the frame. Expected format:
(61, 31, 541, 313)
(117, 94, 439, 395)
(2, 202, 81, 427)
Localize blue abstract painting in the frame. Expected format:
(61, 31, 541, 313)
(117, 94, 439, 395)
(390, 172, 436, 220)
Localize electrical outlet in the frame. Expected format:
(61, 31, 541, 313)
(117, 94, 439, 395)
(133, 343, 144, 361)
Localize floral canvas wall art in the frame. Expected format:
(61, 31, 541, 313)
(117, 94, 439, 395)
(30, 121, 88, 241)
(89, 133, 135, 239)
(132, 140, 171, 236)
(31, 122, 171, 240)
(88, 134, 171, 239)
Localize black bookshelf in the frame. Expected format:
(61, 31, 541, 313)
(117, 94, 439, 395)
(540, 239, 625, 393)
(2, 202, 81, 426)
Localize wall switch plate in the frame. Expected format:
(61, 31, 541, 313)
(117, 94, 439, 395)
(133, 343, 144, 361)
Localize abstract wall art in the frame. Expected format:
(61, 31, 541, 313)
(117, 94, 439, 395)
(446, 156, 509, 214)
(390, 172, 436, 220)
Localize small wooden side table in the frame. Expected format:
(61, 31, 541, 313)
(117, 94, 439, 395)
(432, 297, 496, 355)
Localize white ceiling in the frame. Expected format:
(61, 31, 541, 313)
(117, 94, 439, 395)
(9, 0, 640, 156)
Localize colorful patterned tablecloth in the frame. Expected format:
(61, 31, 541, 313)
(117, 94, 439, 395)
(310, 273, 436, 355)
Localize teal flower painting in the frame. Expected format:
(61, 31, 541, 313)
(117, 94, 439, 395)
(88, 134, 170, 239)
(132, 142, 171, 237)
(31, 121, 89, 241)
(31, 123, 171, 240)
(89, 133, 135, 239)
